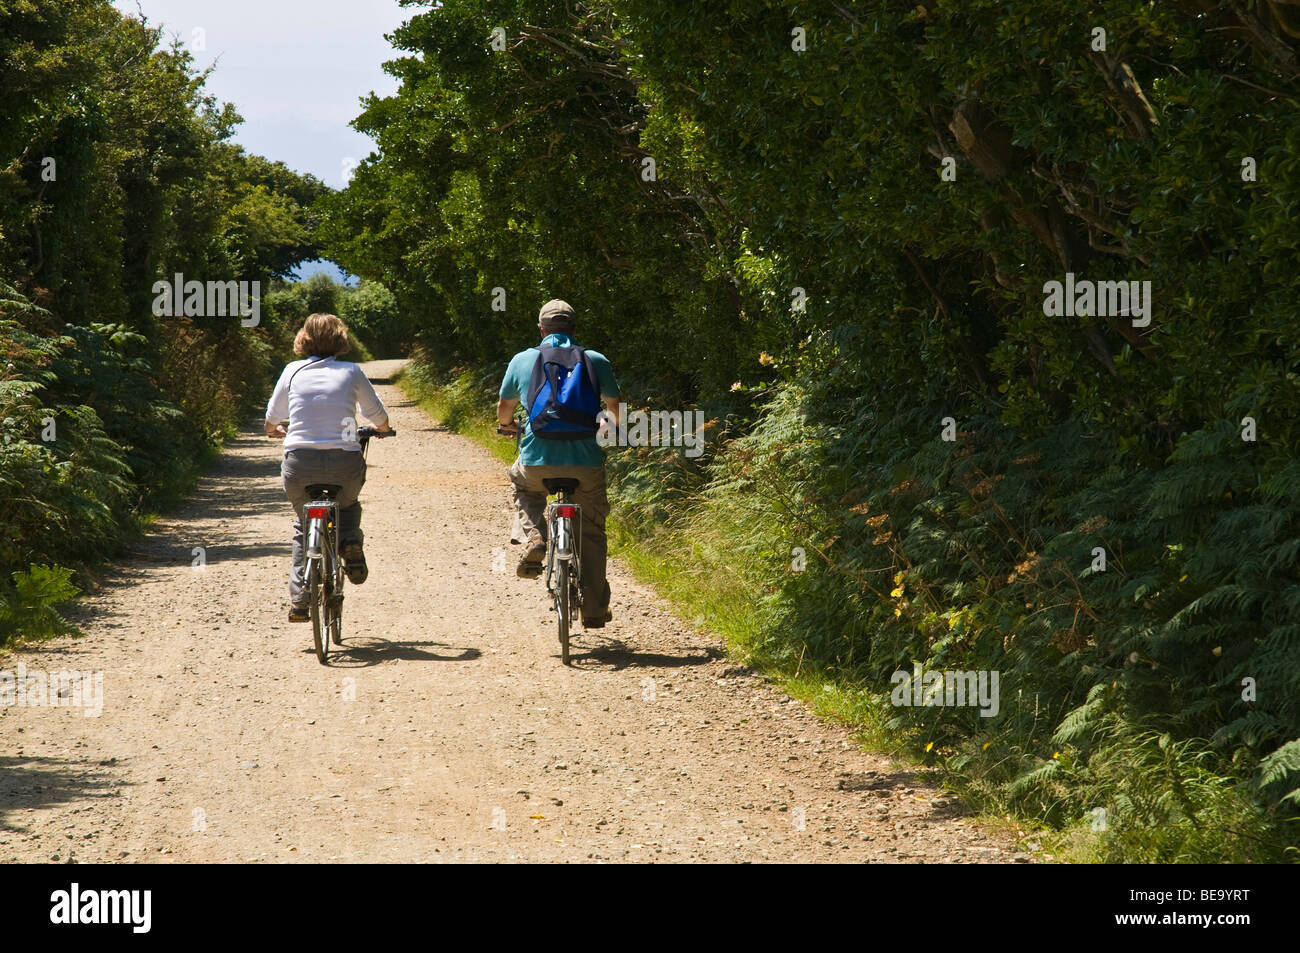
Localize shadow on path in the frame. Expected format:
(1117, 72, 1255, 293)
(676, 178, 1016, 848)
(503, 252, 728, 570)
(0, 754, 126, 832)
(568, 636, 718, 672)
(304, 638, 483, 667)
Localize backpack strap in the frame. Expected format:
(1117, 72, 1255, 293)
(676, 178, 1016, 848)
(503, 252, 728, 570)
(278, 356, 332, 430)
(285, 356, 330, 401)
(577, 344, 600, 399)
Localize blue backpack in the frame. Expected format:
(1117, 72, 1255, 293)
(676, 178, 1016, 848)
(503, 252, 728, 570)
(526, 342, 601, 440)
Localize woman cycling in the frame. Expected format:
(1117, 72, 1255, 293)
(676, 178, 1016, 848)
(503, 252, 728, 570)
(265, 313, 390, 622)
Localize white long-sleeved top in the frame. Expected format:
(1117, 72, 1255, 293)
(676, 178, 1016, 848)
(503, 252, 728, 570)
(264, 357, 389, 452)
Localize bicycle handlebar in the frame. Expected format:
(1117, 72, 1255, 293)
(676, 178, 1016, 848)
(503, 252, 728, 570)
(358, 426, 397, 439)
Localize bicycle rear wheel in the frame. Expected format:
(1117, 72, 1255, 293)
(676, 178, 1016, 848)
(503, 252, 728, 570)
(556, 557, 570, 665)
(308, 557, 328, 664)
(329, 561, 345, 645)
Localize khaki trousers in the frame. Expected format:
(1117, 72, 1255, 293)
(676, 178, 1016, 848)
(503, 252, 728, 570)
(508, 461, 610, 614)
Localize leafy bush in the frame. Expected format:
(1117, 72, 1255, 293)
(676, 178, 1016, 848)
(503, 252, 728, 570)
(318, 0, 1300, 857)
(0, 2, 328, 644)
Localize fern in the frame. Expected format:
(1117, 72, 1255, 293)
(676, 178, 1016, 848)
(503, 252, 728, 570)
(1052, 683, 1111, 746)
(1258, 740, 1300, 808)
(0, 564, 81, 644)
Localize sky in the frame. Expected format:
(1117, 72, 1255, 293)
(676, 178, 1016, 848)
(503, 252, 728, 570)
(110, 1, 424, 280)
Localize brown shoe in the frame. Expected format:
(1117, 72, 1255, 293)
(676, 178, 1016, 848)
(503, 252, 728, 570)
(517, 537, 546, 578)
(341, 543, 368, 585)
(582, 608, 613, 629)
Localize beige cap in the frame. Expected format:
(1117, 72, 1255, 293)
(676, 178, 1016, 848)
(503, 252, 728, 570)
(538, 299, 576, 329)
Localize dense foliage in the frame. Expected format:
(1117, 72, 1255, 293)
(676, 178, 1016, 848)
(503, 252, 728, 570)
(324, 0, 1300, 857)
(0, 1, 328, 641)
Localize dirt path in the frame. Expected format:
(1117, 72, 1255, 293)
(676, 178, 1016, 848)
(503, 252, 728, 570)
(0, 360, 1019, 863)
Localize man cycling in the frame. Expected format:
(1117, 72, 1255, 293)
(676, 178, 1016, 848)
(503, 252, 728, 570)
(497, 299, 621, 628)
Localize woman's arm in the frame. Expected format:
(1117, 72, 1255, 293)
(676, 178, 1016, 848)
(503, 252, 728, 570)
(354, 365, 390, 431)
(265, 364, 292, 438)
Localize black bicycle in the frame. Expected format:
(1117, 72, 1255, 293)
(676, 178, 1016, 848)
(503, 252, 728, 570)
(302, 426, 396, 664)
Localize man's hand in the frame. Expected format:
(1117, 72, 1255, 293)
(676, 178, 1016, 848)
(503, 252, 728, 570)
(497, 396, 520, 437)
(596, 397, 622, 443)
(374, 421, 392, 434)
(265, 421, 287, 439)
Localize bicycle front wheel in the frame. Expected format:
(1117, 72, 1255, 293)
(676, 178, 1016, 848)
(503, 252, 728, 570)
(307, 557, 328, 664)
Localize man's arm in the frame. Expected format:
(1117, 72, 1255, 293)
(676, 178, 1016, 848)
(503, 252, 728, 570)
(596, 352, 621, 433)
(497, 397, 519, 435)
(594, 351, 621, 428)
(498, 353, 523, 435)
(601, 396, 621, 428)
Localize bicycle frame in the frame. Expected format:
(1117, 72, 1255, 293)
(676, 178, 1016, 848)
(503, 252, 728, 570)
(544, 494, 582, 596)
(305, 497, 343, 608)
(305, 500, 338, 564)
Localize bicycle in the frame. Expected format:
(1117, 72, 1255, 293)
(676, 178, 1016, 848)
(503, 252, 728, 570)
(498, 420, 584, 665)
(542, 478, 583, 665)
(301, 425, 397, 664)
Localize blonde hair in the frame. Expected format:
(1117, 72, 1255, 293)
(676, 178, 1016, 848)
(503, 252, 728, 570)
(293, 313, 350, 358)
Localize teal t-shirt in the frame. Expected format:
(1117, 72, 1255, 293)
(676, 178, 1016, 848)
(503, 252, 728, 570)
(499, 333, 620, 467)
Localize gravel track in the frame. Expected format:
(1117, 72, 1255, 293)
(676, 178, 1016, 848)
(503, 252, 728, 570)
(0, 360, 1019, 863)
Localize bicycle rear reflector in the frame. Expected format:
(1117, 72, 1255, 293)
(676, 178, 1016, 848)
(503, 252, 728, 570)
(555, 505, 577, 518)
(307, 506, 329, 519)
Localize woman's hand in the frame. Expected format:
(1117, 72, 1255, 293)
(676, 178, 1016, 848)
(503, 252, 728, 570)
(374, 422, 392, 434)
(265, 421, 287, 439)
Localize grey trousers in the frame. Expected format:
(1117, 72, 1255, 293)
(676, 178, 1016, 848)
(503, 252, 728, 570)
(508, 461, 610, 614)
(282, 448, 366, 605)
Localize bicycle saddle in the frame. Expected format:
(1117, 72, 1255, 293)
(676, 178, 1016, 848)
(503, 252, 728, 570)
(305, 484, 343, 499)
(543, 478, 580, 494)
